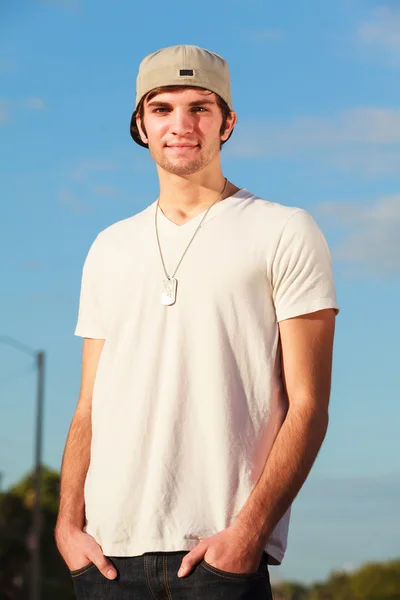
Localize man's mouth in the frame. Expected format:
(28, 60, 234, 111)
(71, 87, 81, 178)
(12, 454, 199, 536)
(166, 143, 199, 149)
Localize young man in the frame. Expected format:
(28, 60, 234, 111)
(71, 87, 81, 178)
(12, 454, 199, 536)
(56, 45, 339, 600)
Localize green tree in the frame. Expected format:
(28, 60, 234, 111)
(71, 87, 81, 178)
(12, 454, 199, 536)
(280, 581, 309, 599)
(308, 571, 353, 600)
(0, 467, 74, 600)
(351, 560, 400, 600)
(0, 492, 31, 600)
(10, 467, 60, 514)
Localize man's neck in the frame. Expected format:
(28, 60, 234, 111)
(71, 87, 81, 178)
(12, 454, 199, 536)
(157, 171, 240, 226)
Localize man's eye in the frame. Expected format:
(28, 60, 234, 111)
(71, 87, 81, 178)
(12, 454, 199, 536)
(151, 107, 207, 114)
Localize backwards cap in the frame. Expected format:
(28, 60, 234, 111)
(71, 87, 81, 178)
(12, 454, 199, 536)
(130, 45, 232, 147)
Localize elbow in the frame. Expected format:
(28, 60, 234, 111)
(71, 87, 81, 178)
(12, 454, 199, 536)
(288, 399, 329, 437)
(311, 406, 329, 441)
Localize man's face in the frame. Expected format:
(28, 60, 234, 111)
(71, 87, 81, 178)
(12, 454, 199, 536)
(136, 88, 235, 176)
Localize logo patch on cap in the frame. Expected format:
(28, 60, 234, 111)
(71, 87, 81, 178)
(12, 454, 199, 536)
(179, 69, 195, 77)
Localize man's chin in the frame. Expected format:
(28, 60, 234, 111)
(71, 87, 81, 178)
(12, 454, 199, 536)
(157, 157, 204, 176)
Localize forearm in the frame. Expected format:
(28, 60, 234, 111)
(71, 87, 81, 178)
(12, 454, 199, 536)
(57, 408, 92, 530)
(234, 403, 328, 548)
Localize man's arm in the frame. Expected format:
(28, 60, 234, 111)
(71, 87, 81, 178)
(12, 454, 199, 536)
(178, 309, 335, 577)
(178, 308, 336, 577)
(57, 338, 103, 529)
(55, 338, 117, 579)
(234, 308, 336, 548)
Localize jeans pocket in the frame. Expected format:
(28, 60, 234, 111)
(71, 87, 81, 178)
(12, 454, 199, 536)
(200, 559, 264, 580)
(70, 562, 96, 578)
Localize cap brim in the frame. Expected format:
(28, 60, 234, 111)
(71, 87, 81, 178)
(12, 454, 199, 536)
(130, 110, 149, 148)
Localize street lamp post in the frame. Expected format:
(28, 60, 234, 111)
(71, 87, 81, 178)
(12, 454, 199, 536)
(31, 350, 45, 600)
(0, 336, 45, 600)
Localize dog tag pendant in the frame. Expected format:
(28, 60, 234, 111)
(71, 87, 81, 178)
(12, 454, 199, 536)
(161, 278, 177, 306)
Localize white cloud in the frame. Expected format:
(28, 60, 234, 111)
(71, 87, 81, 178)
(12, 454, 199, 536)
(20, 260, 43, 271)
(0, 59, 17, 73)
(38, 0, 81, 13)
(57, 161, 120, 212)
(328, 148, 400, 177)
(0, 97, 46, 124)
(71, 160, 118, 182)
(357, 6, 400, 50)
(355, 5, 400, 67)
(228, 107, 400, 177)
(23, 97, 45, 110)
(93, 184, 120, 197)
(231, 107, 400, 155)
(59, 189, 93, 214)
(248, 29, 284, 43)
(316, 194, 400, 275)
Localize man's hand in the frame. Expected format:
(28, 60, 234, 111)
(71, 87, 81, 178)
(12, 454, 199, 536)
(177, 525, 263, 578)
(55, 524, 117, 580)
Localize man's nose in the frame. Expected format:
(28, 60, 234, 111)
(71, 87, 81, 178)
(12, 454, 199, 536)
(169, 109, 194, 135)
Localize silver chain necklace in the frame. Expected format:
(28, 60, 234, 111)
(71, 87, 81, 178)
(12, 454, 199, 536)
(155, 178, 228, 306)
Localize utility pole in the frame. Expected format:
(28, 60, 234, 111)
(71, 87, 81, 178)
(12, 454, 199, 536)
(30, 350, 45, 600)
(0, 336, 45, 600)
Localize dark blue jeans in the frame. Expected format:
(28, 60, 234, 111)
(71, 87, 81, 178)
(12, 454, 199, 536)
(71, 550, 273, 599)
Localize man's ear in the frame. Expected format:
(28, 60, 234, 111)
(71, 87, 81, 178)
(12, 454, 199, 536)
(221, 110, 237, 142)
(136, 114, 148, 145)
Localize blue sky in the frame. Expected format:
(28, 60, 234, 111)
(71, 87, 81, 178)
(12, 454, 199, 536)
(1, 0, 399, 585)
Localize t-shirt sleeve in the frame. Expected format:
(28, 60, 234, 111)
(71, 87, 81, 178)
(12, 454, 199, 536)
(74, 236, 108, 339)
(272, 210, 339, 322)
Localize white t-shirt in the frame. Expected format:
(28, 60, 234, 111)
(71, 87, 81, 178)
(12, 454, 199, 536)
(75, 188, 339, 565)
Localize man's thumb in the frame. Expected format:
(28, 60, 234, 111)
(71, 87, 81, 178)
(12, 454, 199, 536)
(93, 554, 117, 579)
(178, 541, 206, 577)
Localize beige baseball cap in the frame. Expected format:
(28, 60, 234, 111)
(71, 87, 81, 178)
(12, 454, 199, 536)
(130, 44, 232, 147)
